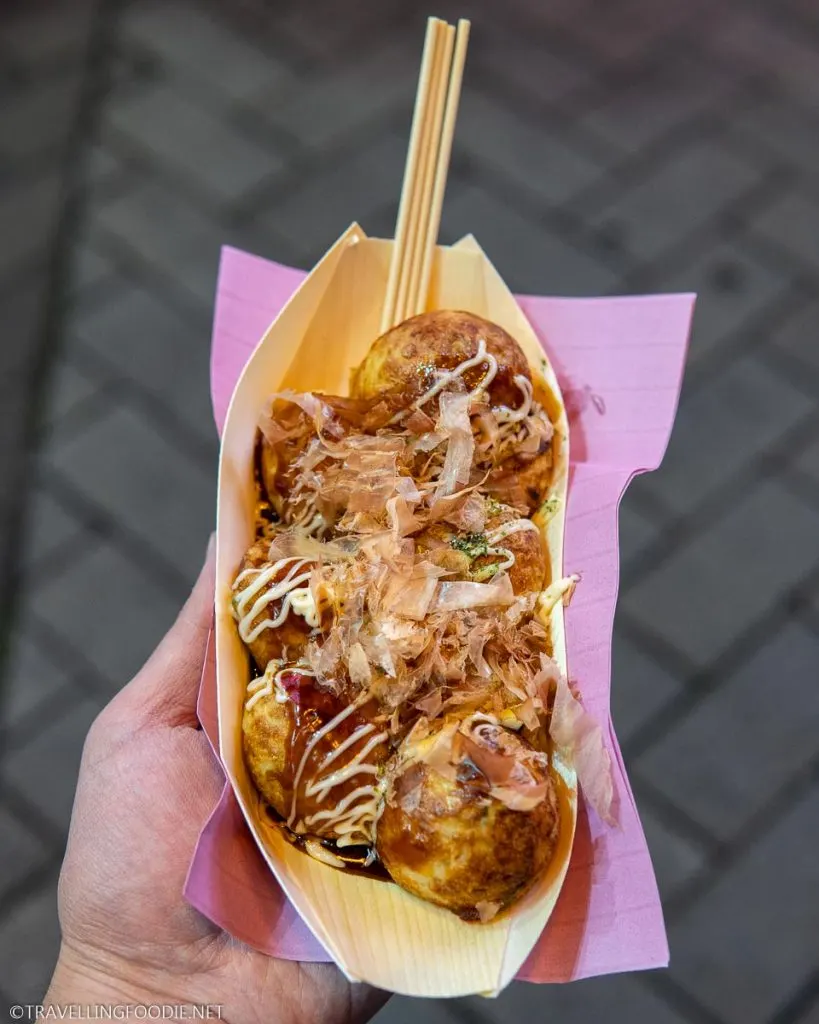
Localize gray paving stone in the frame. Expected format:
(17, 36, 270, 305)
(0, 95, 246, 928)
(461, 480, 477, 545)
(751, 192, 819, 273)
(122, 1, 295, 105)
(21, 485, 87, 572)
(440, 183, 619, 296)
(460, 972, 691, 1024)
(72, 286, 215, 443)
(618, 496, 663, 565)
(259, 132, 407, 259)
(2, 697, 99, 832)
(707, 6, 819, 107)
(83, 145, 126, 190)
(610, 631, 681, 744)
(636, 623, 819, 839)
(419, 0, 509, 25)
(0, 883, 61, 1005)
(68, 244, 115, 295)
(262, 43, 417, 149)
(275, 0, 407, 59)
(658, 240, 790, 365)
(45, 405, 214, 580)
(558, 0, 703, 61)
(0, 623, 74, 730)
(639, 805, 708, 901)
(0, 803, 51, 899)
(643, 355, 813, 514)
(0, 72, 83, 163)
(0, 0, 95, 68)
(105, 86, 285, 205)
(670, 783, 819, 1024)
(732, 97, 819, 176)
(797, 1000, 819, 1024)
(622, 479, 819, 665)
(372, 997, 457, 1024)
(471, 26, 594, 107)
(92, 182, 226, 307)
(456, 91, 605, 207)
(770, 300, 819, 375)
(29, 541, 179, 689)
(587, 141, 760, 262)
(43, 358, 100, 424)
(0, 377, 30, 573)
(0, 173, 63, 282)
(580, 55, 737, 158)
(794, 436, 819, 483)
(0, 278, 48, 382)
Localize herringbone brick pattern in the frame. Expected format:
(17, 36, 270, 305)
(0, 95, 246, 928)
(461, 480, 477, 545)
(1, 1, 818, 1021)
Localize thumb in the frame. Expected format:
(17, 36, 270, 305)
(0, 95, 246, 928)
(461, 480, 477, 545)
(116, 535, 216, 729)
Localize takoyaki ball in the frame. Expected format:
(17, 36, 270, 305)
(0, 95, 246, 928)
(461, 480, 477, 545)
(350, 310, 531, 413)
(415, 500, 546, 595)
(259, 394, 401, 525)
(485, 444, 554, 516)
(376, 731, 560, 919)
(243, 666, 389, 843)
(231, 541, 318, 672)
(243, 666, 293, 818)
(414, 522, 472, 577)
(515, 446, 555, 513)
(258, 398, 317, 517)
(479, 502, 546, 594)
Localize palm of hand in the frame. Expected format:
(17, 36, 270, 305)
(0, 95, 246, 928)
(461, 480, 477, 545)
(50, 552, 386, 1024)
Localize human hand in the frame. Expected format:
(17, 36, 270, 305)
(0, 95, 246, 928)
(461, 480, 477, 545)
(45, 541, 389, 1024)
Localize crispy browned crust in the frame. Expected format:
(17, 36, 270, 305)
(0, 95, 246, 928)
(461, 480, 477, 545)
(350, 310, 531, 410)
(415, 501, 546, 595)
(234, 542, 313, 671)
(242, 692, 291, 819)
(376, 760, 560, 919)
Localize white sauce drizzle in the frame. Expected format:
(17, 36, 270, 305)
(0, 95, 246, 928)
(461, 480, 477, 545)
(390, 338, 498, 424)
(232, 557, 319, 643)
(286, 694, 388, 847)
(495, 374, 533, 424)
(304, 838, 347, 869)
(486, 518, 540, 545)
(244, 663, 316, 711)
(538, 574, 581, 615)
(485, 546, 515, 572)
(245, 673, 273, 710)
(290, 501, 325, 537)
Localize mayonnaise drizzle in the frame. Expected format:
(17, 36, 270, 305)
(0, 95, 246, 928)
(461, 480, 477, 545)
(486, 518, 540, 545)
(485, 546, 515, 572)
(232, 557, 319, 643)
(244, 663, 316, 711)
(287, 694, 388, 847)
(390, 338, 498, 424)
(290, 501, 325, 537)
(288, 699, 361, 828)
(477, 519, 541, 576)
(495, 374, 533, 424)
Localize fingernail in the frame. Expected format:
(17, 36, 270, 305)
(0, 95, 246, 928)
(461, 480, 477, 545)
(206, 532, 216, 559)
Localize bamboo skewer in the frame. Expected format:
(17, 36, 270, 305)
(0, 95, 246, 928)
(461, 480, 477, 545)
(398, 21, 455, 324)
(379, 17, 442, 334)
(392, 20, 449, 328)
(380, 16, 470, 333)
(414, 19, 470, 318)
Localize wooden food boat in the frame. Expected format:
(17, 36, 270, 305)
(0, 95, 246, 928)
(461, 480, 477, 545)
(214, 18, 578, 998)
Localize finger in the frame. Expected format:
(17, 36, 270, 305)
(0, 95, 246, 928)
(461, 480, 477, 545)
(116, 535, 216, 729)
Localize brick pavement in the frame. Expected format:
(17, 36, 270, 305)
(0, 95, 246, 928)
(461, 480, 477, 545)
(0, 1, 818, 1021)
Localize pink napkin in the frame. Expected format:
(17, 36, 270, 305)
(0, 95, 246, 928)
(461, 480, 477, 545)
(184, 245, 695, 983)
